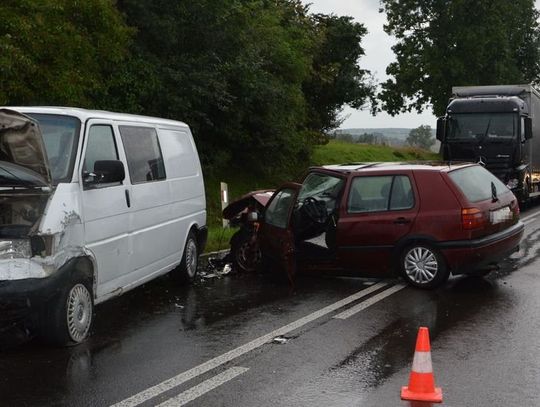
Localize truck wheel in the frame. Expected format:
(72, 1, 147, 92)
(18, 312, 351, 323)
(41, 271, 93, 346)
(174, 231, 199, 283)
(400, 244, 449, 289)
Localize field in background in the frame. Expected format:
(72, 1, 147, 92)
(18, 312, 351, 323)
(204, 140, 439, 252)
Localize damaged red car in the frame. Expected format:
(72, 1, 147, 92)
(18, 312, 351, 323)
(224, 162, 524, 289)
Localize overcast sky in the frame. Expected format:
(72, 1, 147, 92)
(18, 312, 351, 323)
(302, 0, 436, 129)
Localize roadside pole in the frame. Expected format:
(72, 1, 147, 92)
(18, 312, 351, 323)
(220, 182, 229, 228)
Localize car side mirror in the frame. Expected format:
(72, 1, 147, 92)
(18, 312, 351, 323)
(524, 117, 533, 140)
(84, 160, 125, 186)
(436, 117, 446, 142)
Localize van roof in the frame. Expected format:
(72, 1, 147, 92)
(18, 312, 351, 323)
(5, 106, 189, 128)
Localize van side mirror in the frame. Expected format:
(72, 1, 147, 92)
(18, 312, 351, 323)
(436, 117, 446, 142)
(84, 160, 125, 186)
(524, 117, 533, 140)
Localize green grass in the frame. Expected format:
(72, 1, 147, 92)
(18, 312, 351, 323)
(203, 140, 440, 252)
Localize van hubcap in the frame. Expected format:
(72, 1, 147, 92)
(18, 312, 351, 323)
(67, 284, 92, 342)
(404, 247, 438, 284)
(186, 239, 198, 277)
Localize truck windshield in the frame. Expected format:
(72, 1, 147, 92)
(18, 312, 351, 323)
(26, 114, 81, 185)
(447, 113, 517, 141)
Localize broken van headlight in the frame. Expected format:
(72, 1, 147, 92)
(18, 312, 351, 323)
(0, 239, 32, 260)
(506, 178, 519, 190)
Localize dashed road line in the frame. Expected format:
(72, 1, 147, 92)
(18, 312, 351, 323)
(334, 284, 406, 319)
(156, 367, 249, 407)
(110, 281, 391, 407)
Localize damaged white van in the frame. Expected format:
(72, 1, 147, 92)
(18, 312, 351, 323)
(0, 107, 206, 345)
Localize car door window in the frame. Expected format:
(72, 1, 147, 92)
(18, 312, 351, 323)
(265, 189, 296, 228)
(348, 176, 393, 213)
(84, 125, 118, 173)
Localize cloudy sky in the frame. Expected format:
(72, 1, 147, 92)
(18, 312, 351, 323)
(301, 0, 437, 129)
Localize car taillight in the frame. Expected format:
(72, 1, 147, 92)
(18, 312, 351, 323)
(510, 200, 520, 217)
(462, 208, 485, 230)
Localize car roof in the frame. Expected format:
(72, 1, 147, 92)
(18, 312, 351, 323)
(5, 106, 189, 128)
(315, 161, 476, 175)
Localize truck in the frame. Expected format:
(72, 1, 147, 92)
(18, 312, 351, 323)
(436, 84, 540, 202)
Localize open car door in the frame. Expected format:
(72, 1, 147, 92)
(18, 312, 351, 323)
(257, 183, 301, 282)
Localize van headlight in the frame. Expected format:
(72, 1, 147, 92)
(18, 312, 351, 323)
(506, 178, 519, 190)
(0, 239, 32, 259)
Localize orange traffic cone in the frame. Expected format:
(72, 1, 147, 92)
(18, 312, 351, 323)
(401, 327, 443, 403)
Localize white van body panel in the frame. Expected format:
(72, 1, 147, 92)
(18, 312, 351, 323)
(4, 107, 206, 305)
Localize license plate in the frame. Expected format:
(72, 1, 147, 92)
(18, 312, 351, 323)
(490, 206, 512, 224)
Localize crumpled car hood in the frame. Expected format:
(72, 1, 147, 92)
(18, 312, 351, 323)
(0, 109, 52, 188)
(222, 189, 275, 220)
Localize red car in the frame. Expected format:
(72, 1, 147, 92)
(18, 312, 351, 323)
(225, 162, 524, 289)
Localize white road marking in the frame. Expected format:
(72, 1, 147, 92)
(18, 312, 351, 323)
(524, 217, 538, 225)
(333, 284, 406, 320)
(110, 281, 391, 407)
(156, 367, 249, 407)
(521, 211, 540, 222)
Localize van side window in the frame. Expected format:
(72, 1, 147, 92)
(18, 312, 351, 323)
(84, 125, 118, 174)
(119, 126, 166, 183)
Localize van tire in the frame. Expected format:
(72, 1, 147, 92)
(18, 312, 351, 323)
(400, 244, 449, 289)
(175, 231, 199, 283)
(41, 270, 93, 346)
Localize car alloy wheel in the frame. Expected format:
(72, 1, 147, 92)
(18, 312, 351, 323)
(401, 245, 448, 288)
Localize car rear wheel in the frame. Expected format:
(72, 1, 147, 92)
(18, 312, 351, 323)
(400, 245, 449, 289)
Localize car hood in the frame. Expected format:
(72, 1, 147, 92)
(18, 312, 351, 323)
(0, 109, 52, 188)
(222, 190, 275, 220)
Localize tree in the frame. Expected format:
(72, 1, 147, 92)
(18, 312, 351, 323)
(407, 125, 435, 150)
(0, 0, 132, 107)
(379, 0, 540, 116)
(303, 14, 376, 133)
(117, 0, 317, 175)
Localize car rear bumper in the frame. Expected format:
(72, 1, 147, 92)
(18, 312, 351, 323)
(436, 221, 524, 275)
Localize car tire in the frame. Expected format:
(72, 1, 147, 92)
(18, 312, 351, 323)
(230, 230, 260, 273)
(174, 231, 199, 283)
(400, 244, 449, 289)
(41, 271, 93, 346)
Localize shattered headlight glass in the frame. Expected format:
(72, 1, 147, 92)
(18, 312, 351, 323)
(0, 239, 32, 260)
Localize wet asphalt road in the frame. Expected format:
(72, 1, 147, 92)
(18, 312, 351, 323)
(2, 205, 540, 407)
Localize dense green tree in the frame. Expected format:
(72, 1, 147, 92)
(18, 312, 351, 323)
(406, 125, 435, 150)
(117, 0, 316, 175)
(379, 0, 540, 116)
(303, 14, 376, 133)
(0, 0, 132, 107)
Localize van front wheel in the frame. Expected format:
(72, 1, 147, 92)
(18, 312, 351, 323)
(41, 271, 93, 346)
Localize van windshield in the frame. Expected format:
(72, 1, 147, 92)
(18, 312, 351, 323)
(27, 114, 81, 185)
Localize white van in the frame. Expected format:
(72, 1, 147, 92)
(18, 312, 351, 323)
(0, 107, 206, 345)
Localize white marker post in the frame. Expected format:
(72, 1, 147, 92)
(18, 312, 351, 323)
(220, 182, 229, 228)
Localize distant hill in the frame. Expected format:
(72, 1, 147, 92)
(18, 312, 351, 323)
(334, 127, 440, 153)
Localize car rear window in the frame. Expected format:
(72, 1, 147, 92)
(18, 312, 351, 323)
(448, 165, 509, 203)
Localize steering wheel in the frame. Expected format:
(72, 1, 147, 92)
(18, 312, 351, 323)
(301, 197, 327, 225)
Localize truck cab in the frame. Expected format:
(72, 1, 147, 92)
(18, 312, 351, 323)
(437, 85, 539, 203)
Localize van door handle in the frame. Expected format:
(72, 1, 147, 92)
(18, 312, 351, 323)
(125, 190, 131, 208)
(394, 217, 411, 224)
